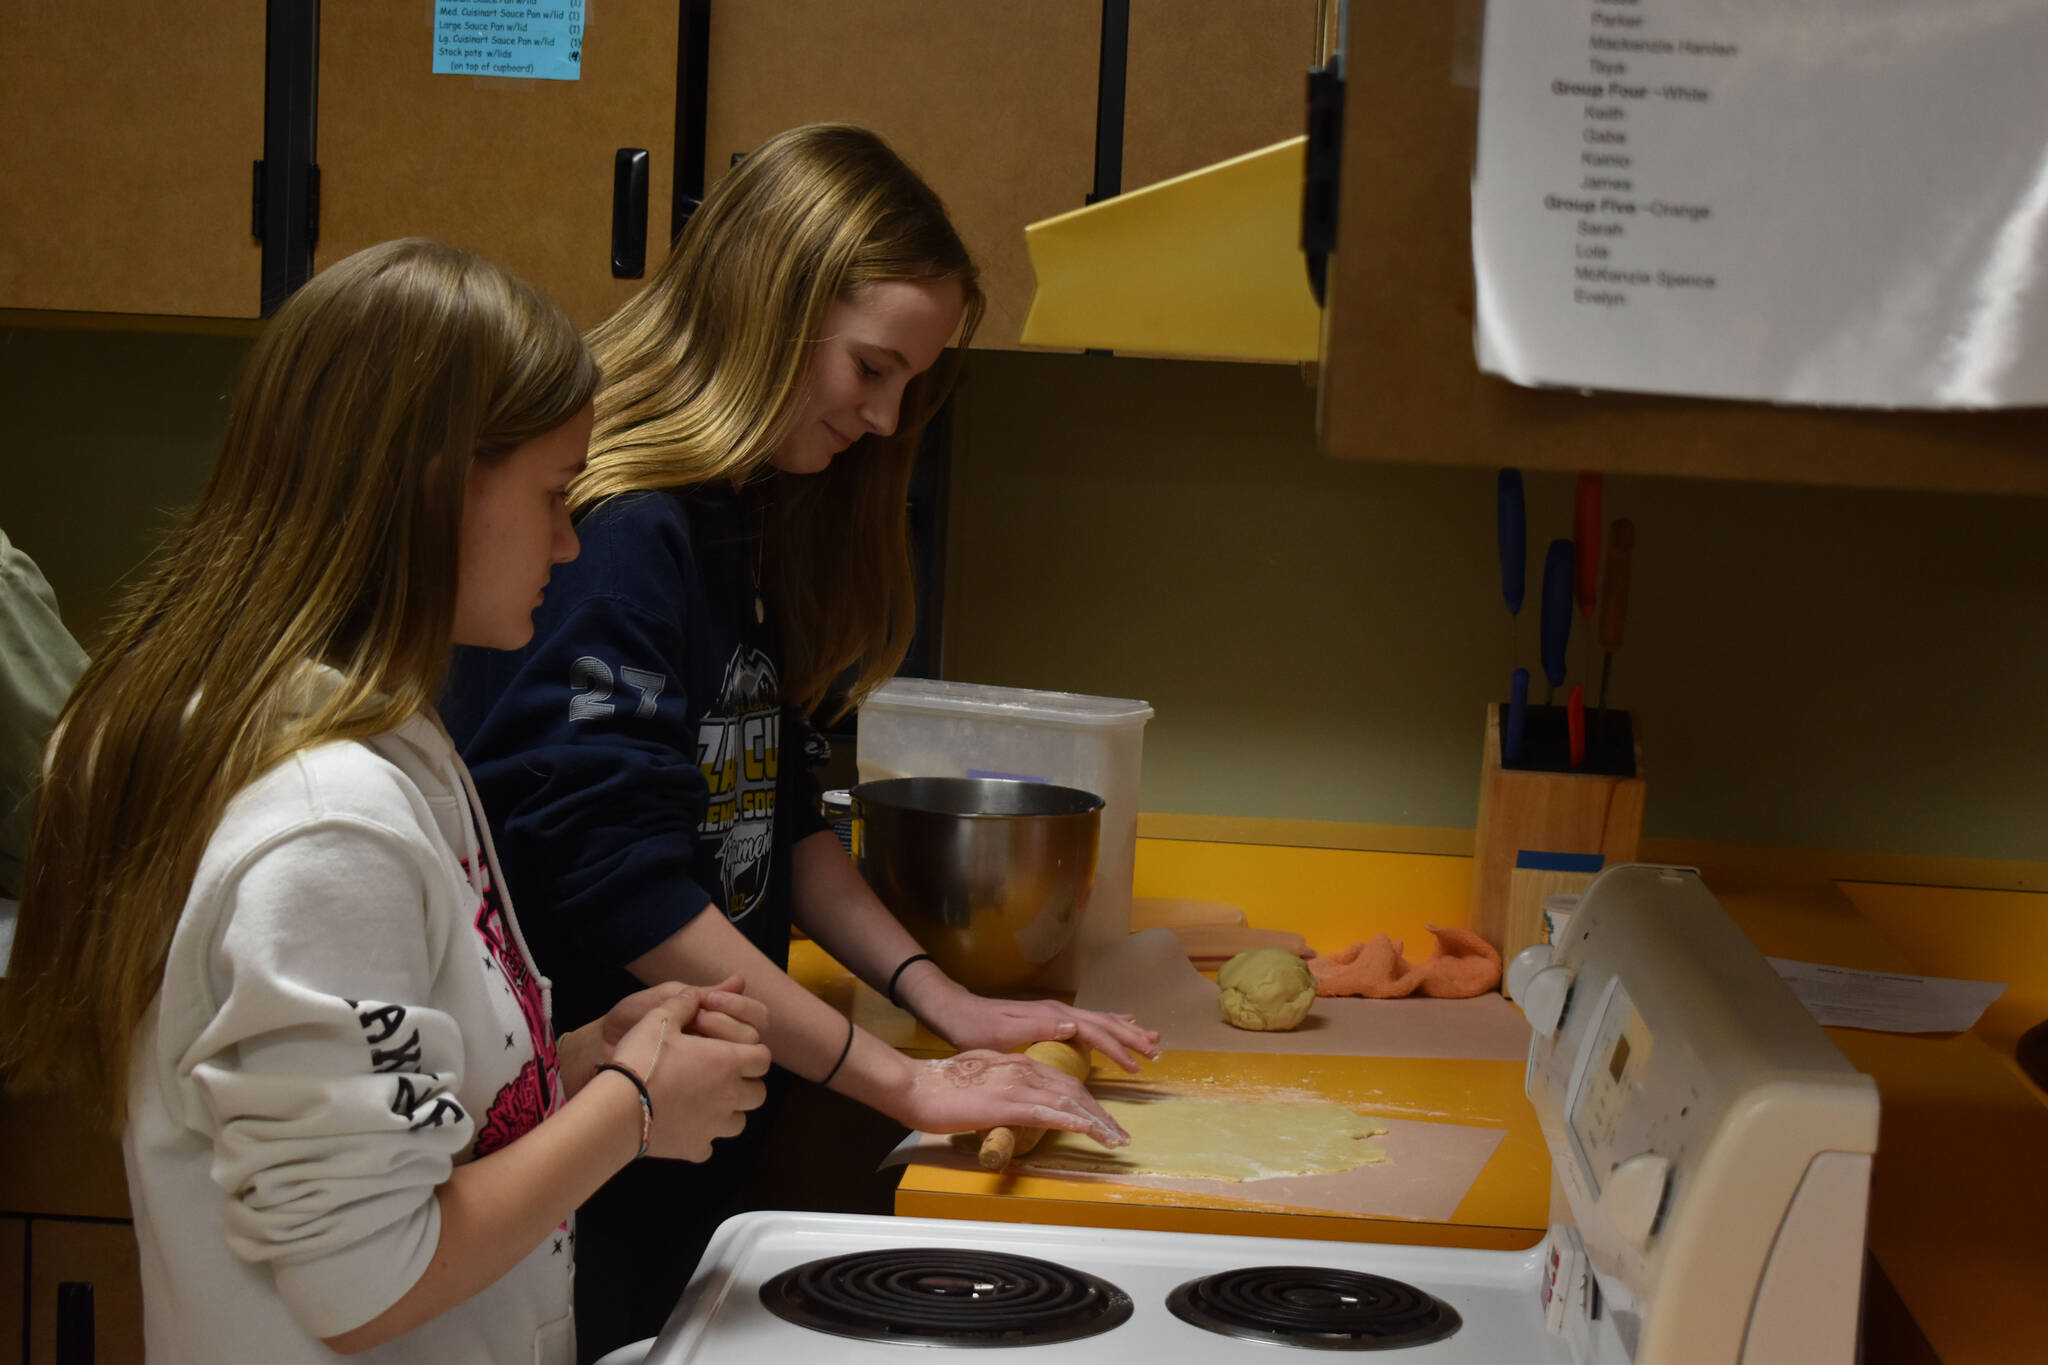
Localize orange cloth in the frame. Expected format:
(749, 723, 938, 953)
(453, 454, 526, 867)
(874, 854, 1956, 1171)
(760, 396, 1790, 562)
(1309, 925, 1502, 999)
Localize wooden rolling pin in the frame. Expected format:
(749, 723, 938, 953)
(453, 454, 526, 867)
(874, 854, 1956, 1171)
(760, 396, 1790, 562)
(977, 1040, 1092, 1171)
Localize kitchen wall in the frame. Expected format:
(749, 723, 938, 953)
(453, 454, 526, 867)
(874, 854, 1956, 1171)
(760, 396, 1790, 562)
(4, 326, 2044, 863)
(943, 350, 2048, 864)
(2, 324, 250, 638)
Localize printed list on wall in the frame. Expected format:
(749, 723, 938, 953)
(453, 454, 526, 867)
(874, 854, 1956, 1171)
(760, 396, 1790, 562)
(1471, 0, 2048, 408)
(433, 2, 585, 82)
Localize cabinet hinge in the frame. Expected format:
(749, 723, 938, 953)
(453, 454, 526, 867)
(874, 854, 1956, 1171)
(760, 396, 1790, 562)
(1302, 64, 1346, 306)
(251, 162, 319, 251)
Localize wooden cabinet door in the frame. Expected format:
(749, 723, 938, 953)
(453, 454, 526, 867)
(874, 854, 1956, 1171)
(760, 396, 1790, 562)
(315, 3, 680, 330)
(1317, 1, 2048, 494)
(0, 1085, 129, 1222)
(27, 1220, 143, 1365)
(0, 1218, 22, 1361)
(0, 1, 264, 317)
(1122, 0, 1320, 193)
(704, 1, 1101, 350)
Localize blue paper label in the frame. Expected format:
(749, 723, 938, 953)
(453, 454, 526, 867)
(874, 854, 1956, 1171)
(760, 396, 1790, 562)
(1514, 850, 1605, 873)
(433, 2, 584, 81)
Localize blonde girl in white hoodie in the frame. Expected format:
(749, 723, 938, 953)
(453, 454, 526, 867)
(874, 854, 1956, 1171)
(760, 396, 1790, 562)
(0, 238, 771, 1363)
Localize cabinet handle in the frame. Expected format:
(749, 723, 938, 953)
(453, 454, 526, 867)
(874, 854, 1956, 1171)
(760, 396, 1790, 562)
(1301, 64, 1345, 306)
(612, 148, 650, 279)
(55, 1281, 94, 1365)
(675, 0, 711, 239)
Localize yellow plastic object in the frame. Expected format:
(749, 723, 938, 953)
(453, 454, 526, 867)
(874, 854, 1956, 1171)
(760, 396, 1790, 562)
(1019, 137, 1321, 362)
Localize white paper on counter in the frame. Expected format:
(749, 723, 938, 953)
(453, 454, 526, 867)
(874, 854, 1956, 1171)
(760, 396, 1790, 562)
(883, 1114, 1507, 1225)
(1768, 957, 2006, 1033)
(1074, 929, 1531, 1061)
(1472, 0, 2048, 407)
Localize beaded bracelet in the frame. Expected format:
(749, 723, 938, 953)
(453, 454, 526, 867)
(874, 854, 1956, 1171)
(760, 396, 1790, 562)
(885, 952, 936, 1007)
(819, 1013, 856, 1087)
(593, 1062, 652, 1158)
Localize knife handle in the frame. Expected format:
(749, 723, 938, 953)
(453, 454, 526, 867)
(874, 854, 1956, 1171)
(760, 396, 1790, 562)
(1599, 518, 1634, 653)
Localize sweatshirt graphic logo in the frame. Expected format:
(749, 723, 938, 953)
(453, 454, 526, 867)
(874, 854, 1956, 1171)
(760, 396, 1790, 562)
(467, 854, 561, 1158)
(694, 645, 781, 925)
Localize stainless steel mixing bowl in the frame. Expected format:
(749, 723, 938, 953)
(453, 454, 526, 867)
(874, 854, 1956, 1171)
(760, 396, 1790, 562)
(850, 777, 1104, 991)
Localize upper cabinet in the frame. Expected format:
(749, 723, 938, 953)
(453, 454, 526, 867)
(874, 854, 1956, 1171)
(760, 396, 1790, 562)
(1, 2, 1322, 350)
(1315, 3, 2048, 495)
(0, 1, 264, 318)
(1121, 0, 1319, 192)
(704, 1, 1102, 350)
(315, 3, 681, 330)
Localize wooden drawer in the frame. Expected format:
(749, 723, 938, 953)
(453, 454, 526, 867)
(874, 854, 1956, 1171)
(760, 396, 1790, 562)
(0, 1087, 128, 1220)
(1, 1217, 23, 1360)
(27, 1219, 143, 1365)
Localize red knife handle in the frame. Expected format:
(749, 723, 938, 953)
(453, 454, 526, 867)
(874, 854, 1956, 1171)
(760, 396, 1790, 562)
(1599, 518, 1634, 654)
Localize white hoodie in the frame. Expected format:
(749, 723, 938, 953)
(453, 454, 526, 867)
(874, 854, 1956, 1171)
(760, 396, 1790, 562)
(124, 671, 574, 1363)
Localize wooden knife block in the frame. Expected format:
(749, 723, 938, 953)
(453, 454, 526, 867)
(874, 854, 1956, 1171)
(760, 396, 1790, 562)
(1471, 705, 1645, 965)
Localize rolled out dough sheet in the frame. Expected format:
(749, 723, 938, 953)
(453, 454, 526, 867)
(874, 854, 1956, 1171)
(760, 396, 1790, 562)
(888, 1110, 1506, 1225)
(1077, 929, 1530, 1060)
(1019, 1097, 1388, 1182)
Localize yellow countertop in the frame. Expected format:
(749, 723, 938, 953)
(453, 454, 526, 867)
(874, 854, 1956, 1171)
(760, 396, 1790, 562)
(1716, 884, 2048, 1365)
(792, 832, 2048, 1365)
(788, 841, 1554, 1251)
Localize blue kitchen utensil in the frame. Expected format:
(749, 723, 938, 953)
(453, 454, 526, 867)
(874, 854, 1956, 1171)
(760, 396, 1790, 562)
(1505, 667, 1529, 765)
(1540, 538, 1574, 702)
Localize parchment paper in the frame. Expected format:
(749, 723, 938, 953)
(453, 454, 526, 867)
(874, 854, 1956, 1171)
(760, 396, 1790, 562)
(1076, 929, 1531, 1061)
(884, 1109, 1507, 1224)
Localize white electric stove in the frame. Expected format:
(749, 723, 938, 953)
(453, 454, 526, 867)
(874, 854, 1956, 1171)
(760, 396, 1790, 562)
(635, 1211, 1577, 1361)
(628, 865, 1879, 1364)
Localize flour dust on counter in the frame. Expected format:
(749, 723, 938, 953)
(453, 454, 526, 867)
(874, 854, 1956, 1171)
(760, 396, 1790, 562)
(1015, 1096, 1388, 1183)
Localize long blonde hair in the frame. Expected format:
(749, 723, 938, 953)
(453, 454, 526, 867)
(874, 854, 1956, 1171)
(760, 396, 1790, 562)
(577, 123, 984, 718)
(0, 239, 598, 1122)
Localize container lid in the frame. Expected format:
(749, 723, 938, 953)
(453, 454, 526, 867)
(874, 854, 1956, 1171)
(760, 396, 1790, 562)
(863, 678, 1153, 727)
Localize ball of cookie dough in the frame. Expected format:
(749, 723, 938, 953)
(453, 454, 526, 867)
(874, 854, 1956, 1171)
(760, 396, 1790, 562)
(1217, 947, 1317, 1031)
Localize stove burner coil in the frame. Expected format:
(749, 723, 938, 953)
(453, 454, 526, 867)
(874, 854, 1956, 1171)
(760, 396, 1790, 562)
(1167, 1266, 1462, 1350)
(760, 1247, 1134, 1347)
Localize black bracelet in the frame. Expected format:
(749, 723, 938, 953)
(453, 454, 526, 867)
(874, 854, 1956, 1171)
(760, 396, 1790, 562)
(818, 1014, 856, 1088)
(885, 952, 936, 1006)
(593, 1062, 652, 1158)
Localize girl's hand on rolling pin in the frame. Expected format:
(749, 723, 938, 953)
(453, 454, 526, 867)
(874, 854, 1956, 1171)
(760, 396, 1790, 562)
(912, 989, 1161, 1073)
(901, 1051, 1130, 1150)
(607, 999, 773, 1162)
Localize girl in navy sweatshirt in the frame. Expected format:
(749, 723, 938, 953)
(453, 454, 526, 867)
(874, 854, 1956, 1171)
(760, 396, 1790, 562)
(443, 125, 1158, 1357)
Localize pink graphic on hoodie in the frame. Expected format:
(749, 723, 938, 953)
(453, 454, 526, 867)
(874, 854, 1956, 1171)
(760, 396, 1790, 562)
(464, 854, 561, 1157)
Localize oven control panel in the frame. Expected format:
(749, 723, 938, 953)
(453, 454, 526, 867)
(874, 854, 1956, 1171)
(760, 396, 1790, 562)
(1538, 965, 1719, 1281)
(1521, 865, 1879, 1364)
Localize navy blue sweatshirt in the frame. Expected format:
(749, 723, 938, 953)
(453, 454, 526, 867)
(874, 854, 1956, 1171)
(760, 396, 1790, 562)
(442, 485, 830, 1032)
